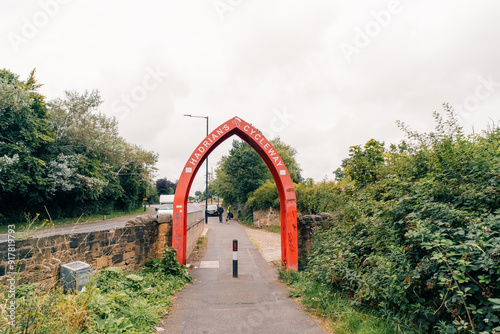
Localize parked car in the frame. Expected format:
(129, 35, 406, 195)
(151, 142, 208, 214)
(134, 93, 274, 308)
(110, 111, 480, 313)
(206, 204, 219, 216)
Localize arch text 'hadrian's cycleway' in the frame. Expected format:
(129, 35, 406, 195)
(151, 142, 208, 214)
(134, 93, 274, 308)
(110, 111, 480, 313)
(172, 116, 298, 271)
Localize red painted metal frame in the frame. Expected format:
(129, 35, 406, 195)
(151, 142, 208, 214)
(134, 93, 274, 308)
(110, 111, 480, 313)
(172, 116, 298, 271)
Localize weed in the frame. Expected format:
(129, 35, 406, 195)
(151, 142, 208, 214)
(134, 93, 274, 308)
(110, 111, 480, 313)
(0, 246, 190, 333)
(279, 269, 403, 334)
(196, 236, 206, 250)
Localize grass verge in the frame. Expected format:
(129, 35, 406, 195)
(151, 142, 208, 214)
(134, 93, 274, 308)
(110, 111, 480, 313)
(196, 236, 206, 250)
(237, 217, 281, 234)
(187, 236, 208, 266)
(279, 269, 400, 334)
(260, 225, 281, 234)
(0, 247, 190, 333)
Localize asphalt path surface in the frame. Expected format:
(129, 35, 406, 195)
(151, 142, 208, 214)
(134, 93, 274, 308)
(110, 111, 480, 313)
(159, 215, 325, 334)
(0, 203, 204, 243)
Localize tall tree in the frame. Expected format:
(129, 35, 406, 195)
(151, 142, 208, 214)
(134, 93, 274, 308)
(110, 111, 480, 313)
(0, 69, 54, 223)
(47, 90, 158, 213)
(212, 137, 302, 207)
(156, 178, 176, 195)
(0, 69, 158, 224)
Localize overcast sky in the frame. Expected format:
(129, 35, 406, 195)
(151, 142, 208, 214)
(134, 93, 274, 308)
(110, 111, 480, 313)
(2, 0, 500, 195)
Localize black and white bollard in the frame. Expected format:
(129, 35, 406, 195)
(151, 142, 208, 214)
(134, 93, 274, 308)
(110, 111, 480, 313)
(232, 239, 238, 278)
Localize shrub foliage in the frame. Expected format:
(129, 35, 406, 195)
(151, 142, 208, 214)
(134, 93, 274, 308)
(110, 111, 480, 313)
(301, 106, 500, 333)
(1, 247, 191, 333)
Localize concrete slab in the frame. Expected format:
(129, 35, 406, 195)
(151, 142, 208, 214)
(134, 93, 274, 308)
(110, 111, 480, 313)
(199, 261, 220, 269)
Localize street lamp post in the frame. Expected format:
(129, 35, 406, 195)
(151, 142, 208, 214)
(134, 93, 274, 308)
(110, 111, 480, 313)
(184, 114, 209, 224)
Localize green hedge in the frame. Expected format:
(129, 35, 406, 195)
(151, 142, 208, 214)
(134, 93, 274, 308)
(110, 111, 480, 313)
(302, 108, 500, 333)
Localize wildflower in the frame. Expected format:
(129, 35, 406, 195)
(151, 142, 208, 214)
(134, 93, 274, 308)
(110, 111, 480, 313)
(341, 188, 345, 192)
(484, 319, 489, 323)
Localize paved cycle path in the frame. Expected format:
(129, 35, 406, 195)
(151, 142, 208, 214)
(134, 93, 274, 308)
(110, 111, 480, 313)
(159, 216, 325, 334)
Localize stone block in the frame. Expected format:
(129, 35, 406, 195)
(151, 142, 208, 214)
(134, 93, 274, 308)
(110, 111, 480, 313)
(158, 215, 172, 224)
(111, 253, 123, 264)
(84, 252, 95, 263)
(135, 230, 145, 242)
(89, 241, 101, 252)
(86, 233, 95, 242)
(96, 257, 108, 268)
(18, 247, 34, 259)
(109, 237, 120, 245)
(158, 223, 171, 234)
(102, 247, 113, 256)
(69, 237, 80, 249)
(123, 252, 135, 261)
(156, 233, 168, 242)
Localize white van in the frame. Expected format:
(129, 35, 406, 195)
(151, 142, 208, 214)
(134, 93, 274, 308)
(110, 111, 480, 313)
(156, 194, 174, 217)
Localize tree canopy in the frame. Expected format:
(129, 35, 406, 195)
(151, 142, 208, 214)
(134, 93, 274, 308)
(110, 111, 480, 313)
(0, 69, 157, 224)
(211, 137, 302, 208)
(156, 178, 176, 195)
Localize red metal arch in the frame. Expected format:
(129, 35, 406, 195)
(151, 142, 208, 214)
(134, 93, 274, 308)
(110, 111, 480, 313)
(173, 116, 298, 271)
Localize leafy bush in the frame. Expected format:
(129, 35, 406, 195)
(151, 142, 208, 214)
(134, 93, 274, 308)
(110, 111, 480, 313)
(144, 246, 192, 282)
(236, 207, 255, 226)
(247, 180, 280, 210)
(302, 107, 500, 333)
(295, 178, 358, 220)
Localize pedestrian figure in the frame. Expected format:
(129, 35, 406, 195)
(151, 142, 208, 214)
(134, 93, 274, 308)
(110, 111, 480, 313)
(226, 205, 232, 223)
(217, 204, 224, 223)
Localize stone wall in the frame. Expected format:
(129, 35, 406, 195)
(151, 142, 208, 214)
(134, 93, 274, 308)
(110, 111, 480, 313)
(0, 215, 159, 287)
(297, 213, 333, 267)
(187, 209, 204, 226)
(252, 208, 280, 227)
(159, 210, 205, 264)
(0, 209, 205, 287)
(186, 217, 205, 262)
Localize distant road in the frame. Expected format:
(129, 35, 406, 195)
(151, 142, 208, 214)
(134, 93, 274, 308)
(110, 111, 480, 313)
(0, 203, 204, 243)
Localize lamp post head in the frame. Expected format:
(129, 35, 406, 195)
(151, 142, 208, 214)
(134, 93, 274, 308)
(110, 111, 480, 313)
(184, 114, 208, 120)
